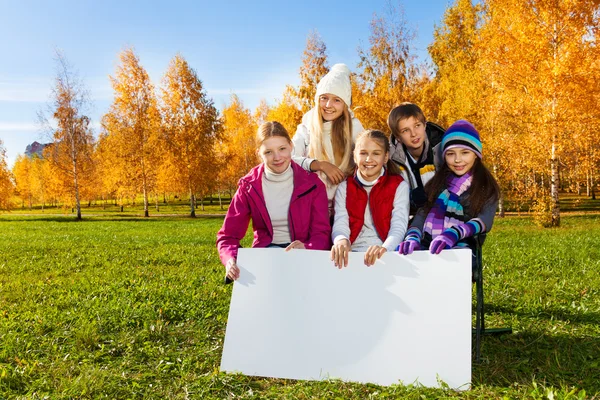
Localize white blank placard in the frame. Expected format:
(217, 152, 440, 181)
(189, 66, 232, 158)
(220, 248, 472, 389)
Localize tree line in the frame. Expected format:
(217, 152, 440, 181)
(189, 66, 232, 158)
(4, 0, 599, 225)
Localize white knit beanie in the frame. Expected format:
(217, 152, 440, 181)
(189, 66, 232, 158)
(315, 63, 352, 107)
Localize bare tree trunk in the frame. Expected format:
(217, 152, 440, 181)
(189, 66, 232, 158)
(218, 190, 223, 210)
(155, 192, 159, 212)
(190, 192, 196, 218)
(550, 139, 560, 227)
(592, 171, 597, 200)
(494, 164, 504, 217)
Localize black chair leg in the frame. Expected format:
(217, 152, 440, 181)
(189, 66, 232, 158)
(473, 235, 512, 364)
(475, 245, 484, 363)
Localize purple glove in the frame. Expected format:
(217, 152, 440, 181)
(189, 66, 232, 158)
(399, 240, 421, 255)
(429, 230, 459, 254)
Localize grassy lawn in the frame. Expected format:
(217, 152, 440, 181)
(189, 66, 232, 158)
(0, 214, 599, 399)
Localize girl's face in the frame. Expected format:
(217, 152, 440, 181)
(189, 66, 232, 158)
(354, 138, 388, 182)
(445, 148, 477, 176)
(396, 116, 426, 155)
(318, 94, 345, 121)
(259, 136, 292, 174)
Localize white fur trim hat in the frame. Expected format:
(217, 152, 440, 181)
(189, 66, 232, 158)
(315, 63, 352, 106)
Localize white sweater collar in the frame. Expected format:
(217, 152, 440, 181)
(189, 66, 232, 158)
(356, 167, 385, 187)
(263, 163, 293, 183)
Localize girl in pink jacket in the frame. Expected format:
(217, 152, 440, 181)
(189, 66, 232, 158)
(217, 121, 331, 282)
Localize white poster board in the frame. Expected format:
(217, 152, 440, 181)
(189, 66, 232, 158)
(220, 248, 472, 389)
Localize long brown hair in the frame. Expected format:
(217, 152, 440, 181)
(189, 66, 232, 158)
(424, 158, 500, 216)
(354, 130, 401, 176)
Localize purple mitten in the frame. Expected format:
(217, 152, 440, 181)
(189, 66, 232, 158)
(399, 240, 421, 255)
(429, 229, 459, 254)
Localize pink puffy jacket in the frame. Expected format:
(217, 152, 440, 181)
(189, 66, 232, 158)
(216, 162, 331, 266)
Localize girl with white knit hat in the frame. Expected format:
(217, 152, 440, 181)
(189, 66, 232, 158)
(292, 63, 365, 215)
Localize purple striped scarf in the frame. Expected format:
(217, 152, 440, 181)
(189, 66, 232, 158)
(423, 171, 473, 238)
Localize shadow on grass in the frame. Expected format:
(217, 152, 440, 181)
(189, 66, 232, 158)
(485, 303, 600, 326)
(474, 331, 600, 393)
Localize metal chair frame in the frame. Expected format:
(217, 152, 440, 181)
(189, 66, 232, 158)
(473, 235, 512, 363)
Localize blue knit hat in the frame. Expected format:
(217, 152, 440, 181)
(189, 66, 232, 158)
(442, 120, 483, 159)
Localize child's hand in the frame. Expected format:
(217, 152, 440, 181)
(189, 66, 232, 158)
(225, 258, 240, 281)
(429, 234, 456, 254)
(364, 245, 386, 267)
(285, 240, 305, 251)
(399, 240, 420, 255)
(314, 160, 345, 185)
(331, 239, 351, 269)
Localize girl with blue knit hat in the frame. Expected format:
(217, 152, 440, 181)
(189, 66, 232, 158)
(398, 120, 500, 263)
(292, 63, 365, 214)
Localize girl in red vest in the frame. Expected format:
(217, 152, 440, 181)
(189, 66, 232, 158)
(330, 130, 410, 268)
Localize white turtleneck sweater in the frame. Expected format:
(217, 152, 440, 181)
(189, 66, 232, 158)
(332, 169, 410, 252)
(262, 164, 294, 245)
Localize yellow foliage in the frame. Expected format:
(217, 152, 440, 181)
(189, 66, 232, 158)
(220, 95, 258, 190)
(103, 47, 161, 216)
(288, 31, 329, 114)
(160, 54, 221, 215)
(266, 91, 302, 138)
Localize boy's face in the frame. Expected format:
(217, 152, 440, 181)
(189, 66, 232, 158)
(396, 116, 426, 154)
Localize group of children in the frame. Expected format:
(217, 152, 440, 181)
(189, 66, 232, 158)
(216, 64, 500, 282)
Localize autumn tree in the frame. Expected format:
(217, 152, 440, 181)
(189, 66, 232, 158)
(480, 0, 599, 226)
(103, 48, 161, 217)
(13, 155, 33, 209)
(253, 99, 270, 127)
(354, 1, 417, 131)
(289, 31, 329, 113)
(428, 0, 483, 127)
(0, 141, 13, 210)
(28, 154, 51, 210)
(219, 95, 257, 192)
(267, 91, 303, 137)
(160, 54, 221, 217)
(38, 51, 95, 219)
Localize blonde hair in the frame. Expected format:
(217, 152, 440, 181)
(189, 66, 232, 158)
(307, 104, 354, 175)
(255, 121, 292, 148)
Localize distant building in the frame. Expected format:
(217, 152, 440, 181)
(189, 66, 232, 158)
(24, 141, 50, 158)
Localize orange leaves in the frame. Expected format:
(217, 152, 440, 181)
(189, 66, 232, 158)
(103, 48, 161, 216)
(0, 142, 12, 210)
(160, 54, 221, 214)
(289, 31, 329, 114)
(219, 95, 257, 190)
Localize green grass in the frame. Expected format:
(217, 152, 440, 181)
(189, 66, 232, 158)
(0, 215, 599, 399)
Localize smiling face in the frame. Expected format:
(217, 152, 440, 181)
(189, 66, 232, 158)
(444, 147, 477, 176)
(259, 136, 292, 174)
(396, 116, 426, 158)
(318, 93, 345, 121)
(354, 137, 388, 182)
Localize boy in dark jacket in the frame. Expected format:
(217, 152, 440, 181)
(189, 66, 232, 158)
(387, 102, 445, 215)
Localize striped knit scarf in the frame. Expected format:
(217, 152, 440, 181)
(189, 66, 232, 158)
(423, 171, 473, 240)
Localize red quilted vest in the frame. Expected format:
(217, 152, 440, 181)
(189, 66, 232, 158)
(346, 173, 404, 244)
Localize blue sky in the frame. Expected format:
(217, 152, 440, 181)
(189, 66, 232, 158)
(0, 0, 450, 167)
